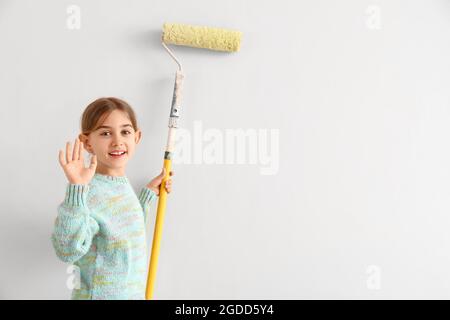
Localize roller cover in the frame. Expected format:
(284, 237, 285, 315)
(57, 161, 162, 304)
(163, 23, 242, 52)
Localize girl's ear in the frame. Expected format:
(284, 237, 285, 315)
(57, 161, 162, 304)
(78, 133, 93, 154)
(135, 129, 142, 145)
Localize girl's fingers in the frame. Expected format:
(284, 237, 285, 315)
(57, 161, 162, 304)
(89, 154, 97, 170)
(155, 168, 166, 182)
(58, 150, 66, 167)
(66, 141, 72, 163)
(73, 138, 79, 161)
(79, 141, 84, 161)
(164, 179, 172, 192)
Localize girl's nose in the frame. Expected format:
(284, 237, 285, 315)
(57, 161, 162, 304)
(112, 134, 125, 145)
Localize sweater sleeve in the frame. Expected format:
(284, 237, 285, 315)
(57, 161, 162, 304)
(51, 184, 100, 264)
(138, 187, 158, 223)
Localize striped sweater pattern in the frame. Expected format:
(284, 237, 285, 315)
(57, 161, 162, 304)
(51, 173, 158, 299)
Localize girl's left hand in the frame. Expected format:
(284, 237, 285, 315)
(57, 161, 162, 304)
(146, 168, 173, 195)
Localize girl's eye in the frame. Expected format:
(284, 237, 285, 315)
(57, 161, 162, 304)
(101, 131, 131, 136)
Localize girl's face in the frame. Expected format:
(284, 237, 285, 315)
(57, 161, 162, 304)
(80, 109, 142, 176)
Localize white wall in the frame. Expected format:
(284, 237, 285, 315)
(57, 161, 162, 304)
(1, 0, 450, 299)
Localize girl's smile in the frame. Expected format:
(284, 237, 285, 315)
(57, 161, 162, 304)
(108, 151, 127, 159)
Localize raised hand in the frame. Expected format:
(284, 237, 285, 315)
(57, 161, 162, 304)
(58, 138, 97, 185)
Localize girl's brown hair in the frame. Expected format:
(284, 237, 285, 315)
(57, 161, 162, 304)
(80, 97, 139, 135)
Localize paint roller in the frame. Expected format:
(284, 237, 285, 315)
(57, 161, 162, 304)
(145, 23, 242, 300)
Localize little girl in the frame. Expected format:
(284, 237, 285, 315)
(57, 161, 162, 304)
(51, 97, 173, 300)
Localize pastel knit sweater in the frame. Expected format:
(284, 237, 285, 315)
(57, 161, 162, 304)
(51, 173, 158, 300)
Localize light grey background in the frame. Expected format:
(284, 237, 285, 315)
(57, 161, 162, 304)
(1, 0, 450, 299)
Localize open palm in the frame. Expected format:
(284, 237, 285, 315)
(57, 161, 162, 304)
(58, 138, 97, 185)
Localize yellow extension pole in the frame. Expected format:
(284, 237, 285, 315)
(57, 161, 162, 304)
(145, 69, 184, 300)
(145, 157, 171, 300)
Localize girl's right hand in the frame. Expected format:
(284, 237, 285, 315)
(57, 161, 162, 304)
(58, 138, 97, 185)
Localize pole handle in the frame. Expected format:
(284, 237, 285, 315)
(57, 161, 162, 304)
(145, 157, 172, 300)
